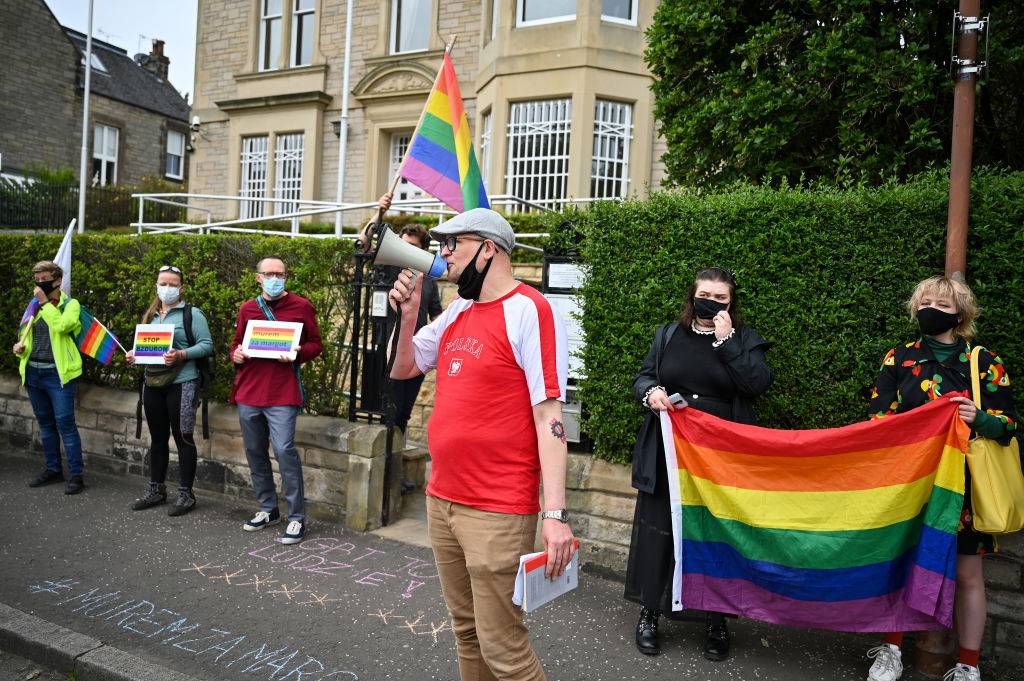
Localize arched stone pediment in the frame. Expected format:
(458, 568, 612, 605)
(354, 61, 436, 101)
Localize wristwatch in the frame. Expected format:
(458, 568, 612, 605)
(540, 509, 569, 523)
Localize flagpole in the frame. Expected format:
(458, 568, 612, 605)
(375, 35, 458, 227)
(76, 0, 95, 233)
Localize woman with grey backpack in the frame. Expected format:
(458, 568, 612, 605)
(126, 265, 214, 516)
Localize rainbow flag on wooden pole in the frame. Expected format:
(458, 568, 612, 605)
(75, 306, 124, 365)
(392, 36, 489, 213)
(661, 396, 969, 632)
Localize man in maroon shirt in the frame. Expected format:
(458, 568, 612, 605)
(230, 257, 323, 544)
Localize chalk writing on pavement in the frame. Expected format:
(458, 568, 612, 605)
(27, 578, 359, 681)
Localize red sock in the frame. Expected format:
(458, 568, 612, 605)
(958, 647, 980, 667)
(883, 632, 904, 648)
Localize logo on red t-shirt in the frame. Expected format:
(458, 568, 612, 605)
(447, 358, 463, 376)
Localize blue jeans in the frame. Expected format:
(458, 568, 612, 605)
(25, 366, 83, 476)
(238, 404, 305, 522)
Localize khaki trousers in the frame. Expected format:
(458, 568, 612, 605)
(427, 495, 546, 681)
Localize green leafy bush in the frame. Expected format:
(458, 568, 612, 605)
(562, 171, 1024, 462)
(1, 234, 355, 416)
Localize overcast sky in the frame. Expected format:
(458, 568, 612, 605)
(46, 0, 198, 100)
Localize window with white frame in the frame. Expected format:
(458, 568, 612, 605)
(240, 135, 269, 218)
(389, 132, 426, 204)
(591, 100, 633, 199)
(165, 130, 186, 180)
(505, 99, 572, 208)
(291, 0, 315, 66)
(259, 0, 283, 71)
(516, 0, 574, 27)
(490, 0, 498, 41)
(479, 111, 492, 187)
(601, 0, 636, 25)
(91, 124, 118, 186)
(274, 133, 304, 215)
(391, 0, 431, 54)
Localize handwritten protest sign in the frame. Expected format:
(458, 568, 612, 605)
(242, 320, 303, 359)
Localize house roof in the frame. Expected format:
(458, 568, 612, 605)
(64, 28, 189, 122)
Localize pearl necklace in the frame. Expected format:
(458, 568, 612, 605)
(691, 322, 715, 335)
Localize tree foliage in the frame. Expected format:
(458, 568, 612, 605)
(646, 0, 1024, 188)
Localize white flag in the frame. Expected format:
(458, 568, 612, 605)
(54, 218, 75, 295)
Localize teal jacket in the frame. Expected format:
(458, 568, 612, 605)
(146, 302, 214, 384)
(17, 292, 83, 386)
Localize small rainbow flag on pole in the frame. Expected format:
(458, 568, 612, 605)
(398, 46, 489, 213)
(662, 396, 968, 632)
(75, 307, 121, 365)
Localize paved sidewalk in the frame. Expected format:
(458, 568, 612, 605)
(0, 449, 990, 681)
(0, 649, 64, 681)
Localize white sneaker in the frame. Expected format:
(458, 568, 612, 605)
(866, 644, 903, 681)
(243, 508, 281, 531)
(943, 663, 981, 681)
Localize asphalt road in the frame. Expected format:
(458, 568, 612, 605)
(0, 450, 959, 681)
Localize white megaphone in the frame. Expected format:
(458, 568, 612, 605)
(372, 228, 448, 279)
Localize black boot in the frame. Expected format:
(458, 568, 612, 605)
(703, 612, 730, 661)
(635, 607, 661, 655)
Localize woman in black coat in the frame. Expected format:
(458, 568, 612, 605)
(625, 267, 772, 660)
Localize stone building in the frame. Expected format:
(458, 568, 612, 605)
(0, 0, 190, 186)
(188, 0, 665, 218)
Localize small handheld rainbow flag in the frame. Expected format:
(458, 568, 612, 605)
(662, 396, 968, 632)
(398, 48, 489, 213)
(75, 307, 121, 365)
(18, 299, 42, 335)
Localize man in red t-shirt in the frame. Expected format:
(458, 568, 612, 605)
(389, 209, 574, 681)
(230, 257, 322, 545)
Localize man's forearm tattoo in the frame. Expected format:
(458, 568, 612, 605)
(549, 418, 567, 444)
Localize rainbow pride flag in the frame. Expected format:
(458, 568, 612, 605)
(662, 396, 968, 632)
(399, 52, 489, 213)
(75, 307, 120, 365)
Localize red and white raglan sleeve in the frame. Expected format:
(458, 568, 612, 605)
(412, 298, 467, 373)
(508, 291, 569, 405)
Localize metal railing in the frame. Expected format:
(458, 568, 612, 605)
(130, 192, 618, 244)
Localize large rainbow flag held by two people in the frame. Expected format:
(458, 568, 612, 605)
(398, 50, 489, 213)
(661, 396, 969, 632)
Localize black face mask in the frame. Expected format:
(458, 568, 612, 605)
(35, 279, 57, 295)
(917, 306, 959, 336)
(693, 297, 729, 320)
(457, 242, 494, 301)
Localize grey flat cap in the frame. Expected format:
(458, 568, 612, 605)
(429, 208, 515, 253)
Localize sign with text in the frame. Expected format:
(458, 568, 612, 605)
(242, 319, 303, 359)
(132, 324, 175, 364)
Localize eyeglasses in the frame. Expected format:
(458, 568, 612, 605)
(440, 236, 483, 253)
(159, 265, 182, 274)
(259, 271, 288, 280)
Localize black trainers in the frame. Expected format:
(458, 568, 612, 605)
(243, 508, 281, 531)
(131, 483, 167, 510)
(64, 475, 85, 495)
(29, 469, 63, 487)
(168, 488, 196, 517)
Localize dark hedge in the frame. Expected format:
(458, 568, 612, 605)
(1, 234, 355, 416)
(544, 171, 1024, 463)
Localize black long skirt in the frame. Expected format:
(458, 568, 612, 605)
(624, 399, 733, 613)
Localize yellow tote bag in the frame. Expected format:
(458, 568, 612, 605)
(966, 346, 1024, 535)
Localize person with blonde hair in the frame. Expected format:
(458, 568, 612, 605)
(864, 275, 1017, 681)
(126, 265, 214, 516)
(12, 260, 85, 494)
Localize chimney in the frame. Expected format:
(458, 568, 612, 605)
(143, 39, 169, 81)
